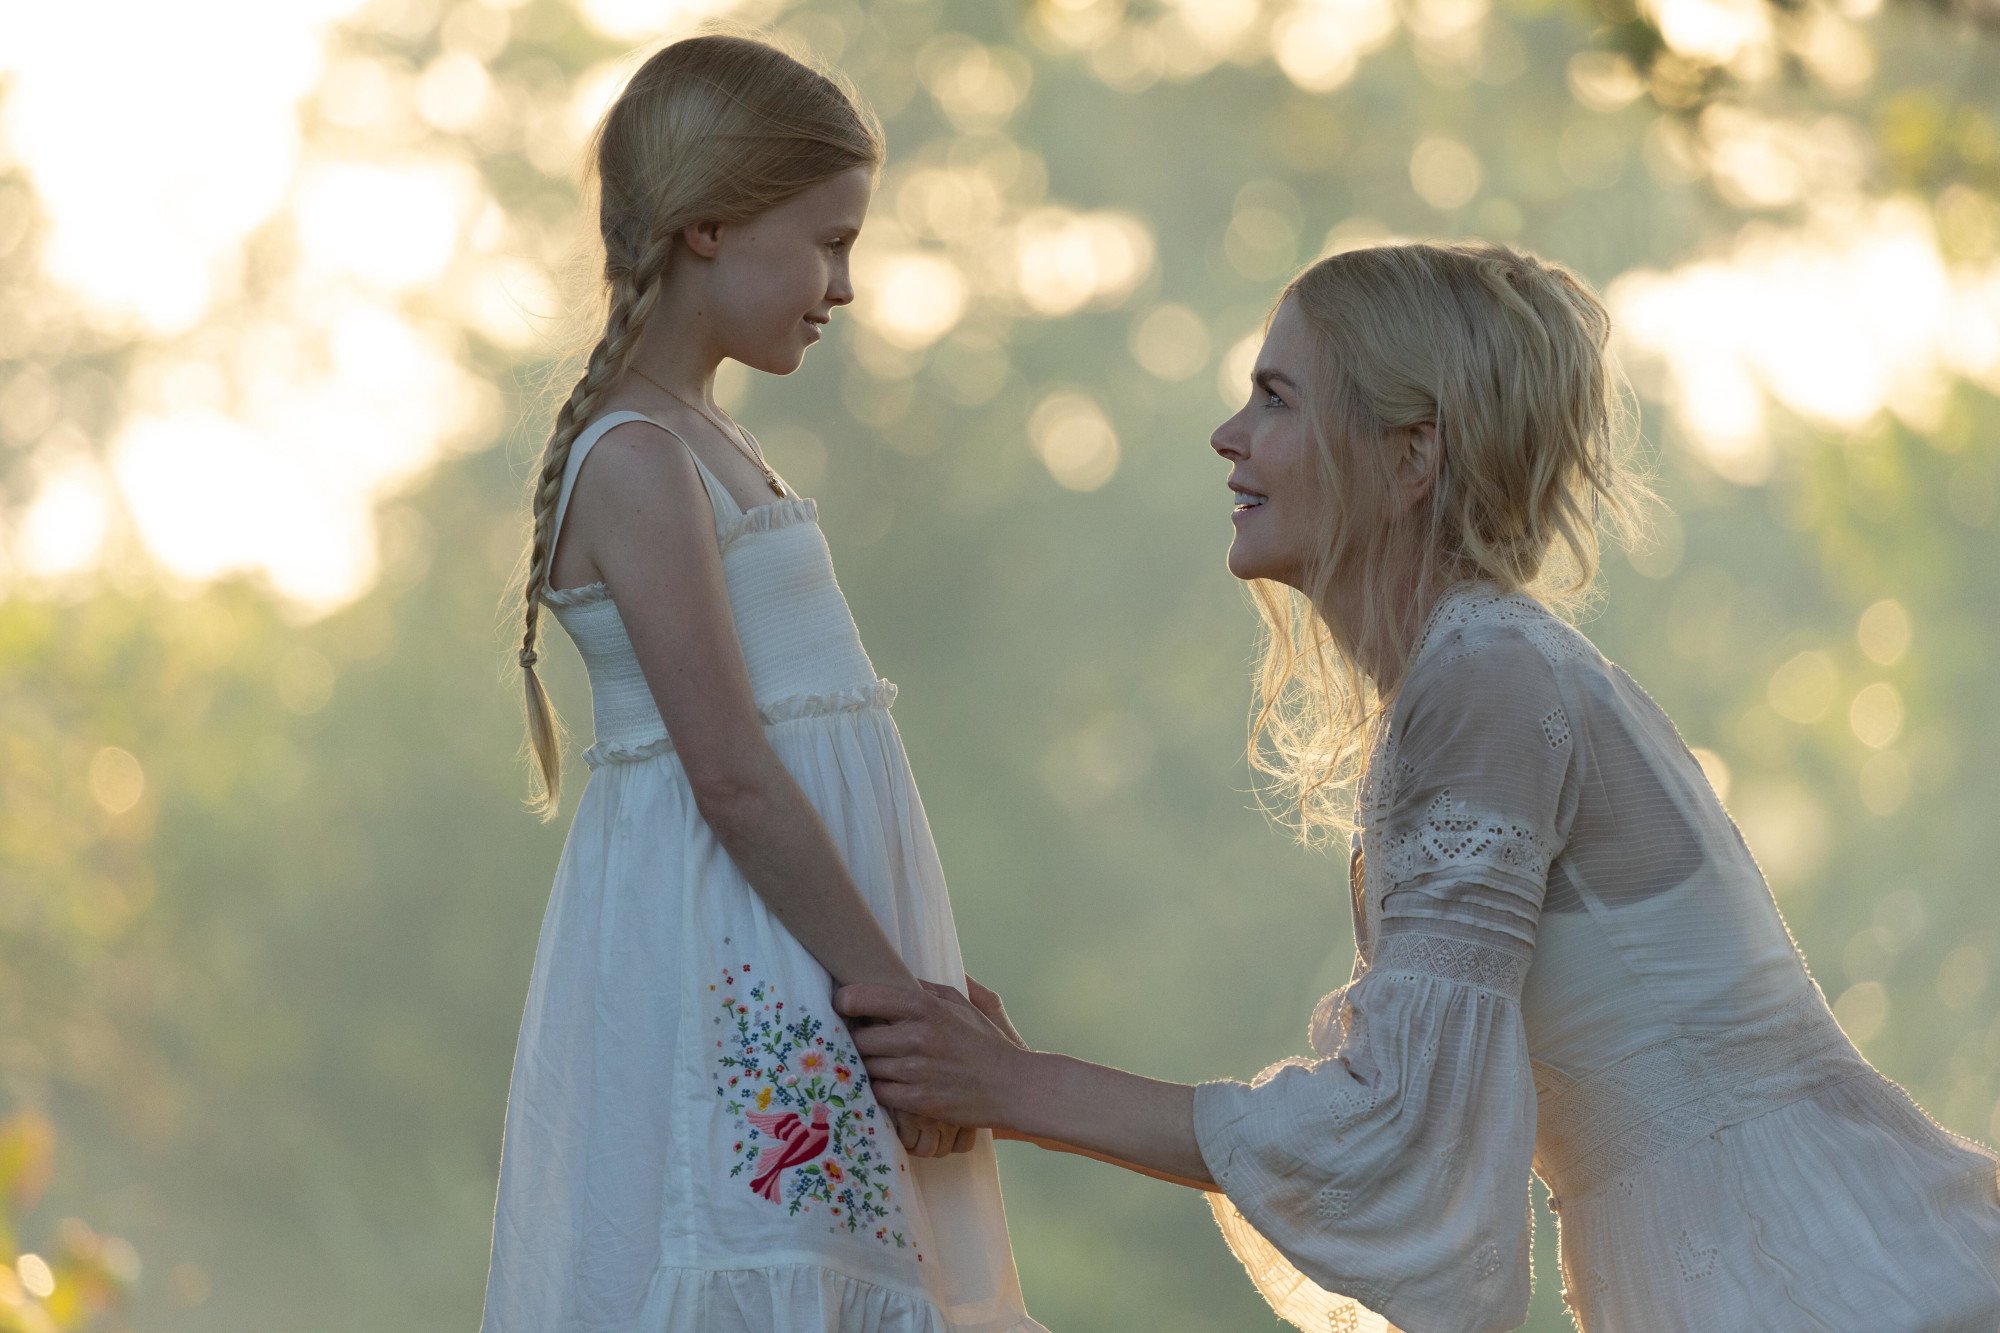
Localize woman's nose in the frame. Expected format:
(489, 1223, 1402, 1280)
(1210, 407, 1249, 459)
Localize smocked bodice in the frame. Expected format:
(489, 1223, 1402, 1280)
(538, 412, 892, 769)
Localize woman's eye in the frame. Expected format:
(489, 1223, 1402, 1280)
(1262, 389, 1285, 408)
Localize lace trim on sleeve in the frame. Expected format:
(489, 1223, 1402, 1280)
(1370, 928, 1532, 999)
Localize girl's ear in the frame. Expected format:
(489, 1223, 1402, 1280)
(681, 219, 724, 259)
(1398, 420, 1442, 510)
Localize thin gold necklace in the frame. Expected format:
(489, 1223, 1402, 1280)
(628, 366, 784, 497)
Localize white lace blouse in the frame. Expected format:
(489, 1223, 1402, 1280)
(1192, 583, 2000, 1333)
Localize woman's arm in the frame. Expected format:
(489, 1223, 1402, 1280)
(1006, 1056, 1214, 1190)
(835, 982, 1217, 1190)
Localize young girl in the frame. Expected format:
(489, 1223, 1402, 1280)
(482, 34, 1042, 1332)
(835, 241, 2000, 1331)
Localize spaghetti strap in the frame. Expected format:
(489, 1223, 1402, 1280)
(548, 411, 741, 565)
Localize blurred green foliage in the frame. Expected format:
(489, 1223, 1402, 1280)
(3, 0, 1999, 1329)
(0, 1112, 134, 1332)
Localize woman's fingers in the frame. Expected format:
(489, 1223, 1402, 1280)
(858, 1055, 928, 1084)
(833, 982, 927, 1024)
(950, 1123, 978, 1154)
(848, 1019, 924, 1059)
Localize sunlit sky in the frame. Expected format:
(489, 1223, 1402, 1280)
(1, 0, 1994, 614)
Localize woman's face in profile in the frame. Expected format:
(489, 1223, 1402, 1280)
(1210, 296, 1327, 590)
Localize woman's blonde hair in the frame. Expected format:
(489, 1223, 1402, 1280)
(513, 33, 882, 820)
(1249, 240, 1649, 844)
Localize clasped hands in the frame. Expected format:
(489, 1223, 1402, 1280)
(838, 974, 1029, 1159)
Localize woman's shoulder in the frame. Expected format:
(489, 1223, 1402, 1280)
(1393, 585, 1606, 736)
(1410, 583, 1603, 682)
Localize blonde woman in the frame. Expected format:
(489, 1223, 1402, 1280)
(836, 242, 2000, 1331)
(483, 34, 1041, 1332)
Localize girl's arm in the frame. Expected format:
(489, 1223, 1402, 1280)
(836, 982, 1218, 1190)
(579, 423, 963, 1154)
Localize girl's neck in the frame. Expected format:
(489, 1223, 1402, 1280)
(623, 279, 726, 408)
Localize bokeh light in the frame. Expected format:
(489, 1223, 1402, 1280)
(1030, 390, 1121, 491)
(5, 3, 1999, 1331)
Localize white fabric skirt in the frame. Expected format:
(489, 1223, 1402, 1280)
(480, 701, 1044, 1333)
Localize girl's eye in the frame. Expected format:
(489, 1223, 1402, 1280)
(827, 238, 848, 252)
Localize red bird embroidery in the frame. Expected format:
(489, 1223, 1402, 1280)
(744, 1103, 832, 1202)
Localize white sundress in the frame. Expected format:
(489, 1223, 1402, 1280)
(480, 410, 1044, 1333)
(1193, 581, 2000, 1332)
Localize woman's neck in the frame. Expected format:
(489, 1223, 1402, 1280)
(1326, 567, 1470, 695)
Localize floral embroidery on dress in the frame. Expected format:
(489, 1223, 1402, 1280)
(712, 966, 917, 1255)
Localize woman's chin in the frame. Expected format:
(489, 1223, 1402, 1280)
(1226, 540, 1293, 586)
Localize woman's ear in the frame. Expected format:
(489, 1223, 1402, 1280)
(1398, 420, 1442, 510)
(680, 218, 724, 260)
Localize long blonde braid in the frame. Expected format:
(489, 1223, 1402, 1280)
(517, 228, 674, 820)
(513, 32, 882, 821)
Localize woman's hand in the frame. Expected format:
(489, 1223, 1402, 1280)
(835, 981, 1034, 1131)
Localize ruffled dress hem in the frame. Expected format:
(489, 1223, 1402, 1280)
(643, 1259, 1046, 1333)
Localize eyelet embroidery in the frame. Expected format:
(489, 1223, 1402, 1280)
(1328, 1083, 1381, 1135)
(1409, 583, 1597, 672)
(1316, 1184, 1354, 1220)
(1541, 706, 1570, 750)
(1473, 1240, 1502, 1279)
(712, 966, 917, 1254)
(1437, 1138, 1465, 1179)
(1380, 789, 1559, 890)
(1674, 1229, 1717, 1281)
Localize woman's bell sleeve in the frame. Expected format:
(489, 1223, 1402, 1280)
(1194, 625, 1578, 1333)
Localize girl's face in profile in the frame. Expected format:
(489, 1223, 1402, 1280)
(1210, 296, 1329, 589)
(706, 165, 874, 375)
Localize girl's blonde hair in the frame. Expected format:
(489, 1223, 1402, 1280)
(514, 33, 882, 820)
(1249, 240, 1649, 844)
